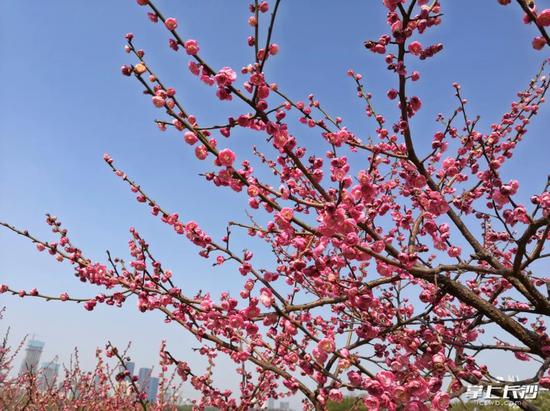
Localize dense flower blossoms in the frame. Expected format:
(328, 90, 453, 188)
(2, 1, 550, 410)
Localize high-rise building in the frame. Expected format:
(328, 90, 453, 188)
(19, 339, 45, 375)
(126, 361, 135, 376)
(137, 367, 152, 393)
(38, 360, 59, 390)
(268, 398, 275, 409)
(280, 401, 290, 410)
(148, 376, 159, 402)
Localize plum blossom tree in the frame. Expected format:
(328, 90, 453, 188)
(2, 0, 550, 410)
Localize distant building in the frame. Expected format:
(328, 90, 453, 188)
(268, 398, 275, 409)
(126, 361, 136, 376)
(19, 339, 45, 375)
(137, 367, 152, 393)
(38, 360, 59, 390)
(280, 401, 290, 410)
(148, 376, 159, 402)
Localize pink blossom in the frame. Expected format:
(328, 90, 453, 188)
(363, 396, 380, 411)
(184, 39, 199, 55)
(376, 370, 395, 388)
(514, 351, 529, 361)
(312, 347, 328, 363)
(195, 145, 208, 160)
(409, 96, 422, 112)
(188, 61, 200, 75)
(269, 43, 280, 55)
(328, 389, 343, 402)
(121, 65, 132, 76)
(278, 207, 294, 222)
(448, 246, 461, 258)
(184, 131, 198, 145)
(164, 17, 178, 31)
(537, 9, 550, 26)
(214, 67, 237, 87)
(408, 41, 423, 56)
(387, 89, 398, 100)
(431, 392, 450, 410)
(152, 95, 165, 107)
(407, 378, 429, 399)
(84, 299, 97, 311)
(260, 289, 274, 307)
(318, 338, 335, 353)
(532, 36, 547, 50)
(217, 148, 236, 167)
(216, 87, 232, 101)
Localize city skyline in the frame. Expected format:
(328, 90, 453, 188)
(16, 336, 161, 395)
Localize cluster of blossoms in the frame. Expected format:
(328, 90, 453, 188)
(0, 313, 182, 410)
(496, 1, 550, 49)
(2, 0, 550, 410)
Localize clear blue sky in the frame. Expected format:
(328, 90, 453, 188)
(1, 0, 549, 403)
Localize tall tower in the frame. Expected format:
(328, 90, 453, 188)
(125, 361, 136, 376)
(19, 338, 45, 375)
(148, 376, 159, 402)
(137, 367, 152, 393)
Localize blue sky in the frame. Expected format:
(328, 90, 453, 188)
(1, 0, 549, 403)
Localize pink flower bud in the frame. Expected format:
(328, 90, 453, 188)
(152, 96, 165, 107)
(84, 299, 97, 311)
(164, 17, 178, 31)
(121, 65, 132, 76)
(537, 9, 550, 26)
(532, 36, 547, 50)
(184, 132, 198, 145)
